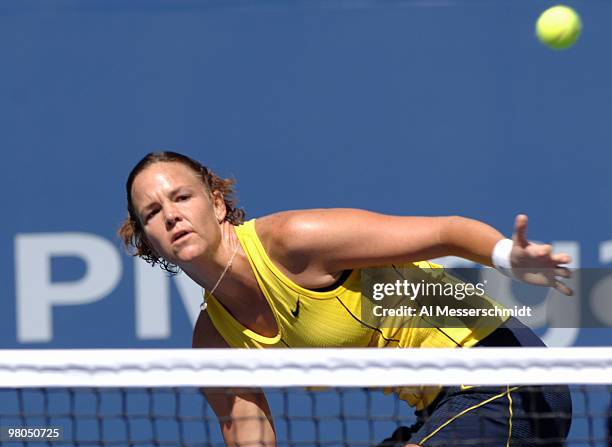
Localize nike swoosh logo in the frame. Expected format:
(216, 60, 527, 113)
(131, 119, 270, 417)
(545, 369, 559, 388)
(291, 297, 300, 317)
(460, 385, 476, 390)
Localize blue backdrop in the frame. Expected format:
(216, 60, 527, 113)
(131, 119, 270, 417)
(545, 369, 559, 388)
(1, 1, 610, 346)
(1, 1, 611, 445)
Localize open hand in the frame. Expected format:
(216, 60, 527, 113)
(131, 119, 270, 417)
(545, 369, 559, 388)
(510, 214, 573, 296)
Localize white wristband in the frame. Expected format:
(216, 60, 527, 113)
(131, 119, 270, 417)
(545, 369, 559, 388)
(492, 238, 514, 278)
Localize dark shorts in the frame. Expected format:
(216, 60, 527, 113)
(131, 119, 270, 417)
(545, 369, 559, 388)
(380, 319, 573, 447)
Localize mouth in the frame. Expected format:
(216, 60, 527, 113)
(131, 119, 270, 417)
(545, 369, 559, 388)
(171, 230, 192, 243)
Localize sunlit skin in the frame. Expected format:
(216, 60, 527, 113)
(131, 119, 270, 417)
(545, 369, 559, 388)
(131, 161, 574, 309)
(130, 161, 281, 340)
(130, 160, 574, 447)
(130, 162, 237, 289)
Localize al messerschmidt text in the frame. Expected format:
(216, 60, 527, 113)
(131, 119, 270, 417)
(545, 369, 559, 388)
(372, 305, 533, 318)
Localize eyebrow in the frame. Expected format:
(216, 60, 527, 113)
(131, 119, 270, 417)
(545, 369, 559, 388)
(139, 186, 192, 216)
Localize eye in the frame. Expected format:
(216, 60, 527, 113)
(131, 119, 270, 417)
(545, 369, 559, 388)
(176, 194, 191, 202)
(144, 209, 159, 223)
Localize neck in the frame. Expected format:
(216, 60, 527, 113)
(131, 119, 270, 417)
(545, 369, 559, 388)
(181, 222, 248, 301)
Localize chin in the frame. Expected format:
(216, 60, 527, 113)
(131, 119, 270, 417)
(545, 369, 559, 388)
(174, 245, 205, 263)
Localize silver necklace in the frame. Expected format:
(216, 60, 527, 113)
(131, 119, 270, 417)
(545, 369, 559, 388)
(201, 242, 239, 310)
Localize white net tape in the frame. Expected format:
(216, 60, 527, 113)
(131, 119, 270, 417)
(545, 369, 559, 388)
(1, 347, 611, 388)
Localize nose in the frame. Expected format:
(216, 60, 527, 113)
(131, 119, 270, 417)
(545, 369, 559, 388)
(164, 205, 181, 229)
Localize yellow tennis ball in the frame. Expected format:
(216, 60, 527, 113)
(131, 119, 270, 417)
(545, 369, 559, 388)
(536, 5, 582, 50)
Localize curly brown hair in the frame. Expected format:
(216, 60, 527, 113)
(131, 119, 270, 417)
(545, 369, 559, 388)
(118, 151, 246, 274)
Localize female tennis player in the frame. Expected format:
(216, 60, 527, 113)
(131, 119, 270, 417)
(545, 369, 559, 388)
(120, 151, 573, 447)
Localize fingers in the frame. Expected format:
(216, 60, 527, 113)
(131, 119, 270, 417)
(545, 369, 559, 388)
(528, 243, 572, 265)
(554, 279, 573, 296)
(554, 267, 572, 279)
(551, 266, 573, 296)
(551, 253, 572, 265)
(512, 214, 529, 248)
(554, 265, 573, 295)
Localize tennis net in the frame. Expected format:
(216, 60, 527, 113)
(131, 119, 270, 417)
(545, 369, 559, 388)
(1, 348, 611, 446)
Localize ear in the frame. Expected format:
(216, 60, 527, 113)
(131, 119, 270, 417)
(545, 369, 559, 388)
(211, 190, 227, 223)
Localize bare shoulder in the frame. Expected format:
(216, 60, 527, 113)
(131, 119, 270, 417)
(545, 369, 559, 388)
(254, 208, 386, 273)
(255, 208, 369, 253)
(192, 310, 229, 349)
(254, 209, 453, 272)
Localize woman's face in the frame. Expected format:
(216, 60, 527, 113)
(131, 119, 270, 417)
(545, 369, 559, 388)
(130, 161, 225, 265)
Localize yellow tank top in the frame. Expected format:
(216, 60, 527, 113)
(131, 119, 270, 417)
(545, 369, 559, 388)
(205, 219, 506, 409)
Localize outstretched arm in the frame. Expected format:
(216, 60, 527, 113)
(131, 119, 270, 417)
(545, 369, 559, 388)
(264, 209, 572, 295)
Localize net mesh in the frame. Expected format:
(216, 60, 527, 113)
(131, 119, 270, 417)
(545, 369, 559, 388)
(1, 348, 611, 447)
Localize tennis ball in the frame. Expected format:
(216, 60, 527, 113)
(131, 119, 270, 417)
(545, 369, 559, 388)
(536, 5, 582, 50)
